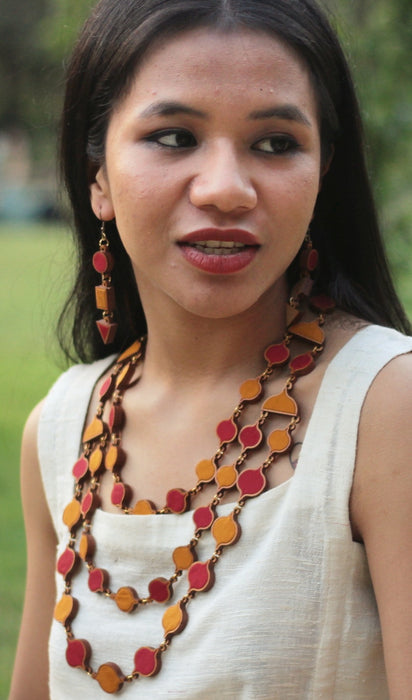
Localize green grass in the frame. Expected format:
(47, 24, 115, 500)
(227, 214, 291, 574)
(0, 222, 72, 698)
(397, 273, 412, 320)
(0, 223, 411, 697)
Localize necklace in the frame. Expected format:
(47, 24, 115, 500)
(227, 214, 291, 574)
(54, 257, 335, 694)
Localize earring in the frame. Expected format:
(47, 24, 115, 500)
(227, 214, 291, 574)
(286, 232, 319, 326)
(93, 220, 118, 344)
(287, 231, 335, 331)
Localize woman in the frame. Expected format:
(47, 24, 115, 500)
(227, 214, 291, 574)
(10, 0, 412, 698)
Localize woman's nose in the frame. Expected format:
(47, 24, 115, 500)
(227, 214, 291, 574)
(189, 141, 257, 214)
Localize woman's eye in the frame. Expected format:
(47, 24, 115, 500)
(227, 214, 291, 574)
(253, 135, 299, 155)
(146, 129, 197, 149)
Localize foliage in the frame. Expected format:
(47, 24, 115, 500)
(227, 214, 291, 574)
(327, 0, 412, 272)
(0, 0, 91, 168)
(0, 0, 49, 130)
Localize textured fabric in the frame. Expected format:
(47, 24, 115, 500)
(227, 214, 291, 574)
(38, 325, 412, 699)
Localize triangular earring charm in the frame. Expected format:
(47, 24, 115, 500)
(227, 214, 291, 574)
(96, 319, 118, 344)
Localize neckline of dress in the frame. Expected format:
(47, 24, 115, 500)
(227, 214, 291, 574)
(87, 324, 375, 520)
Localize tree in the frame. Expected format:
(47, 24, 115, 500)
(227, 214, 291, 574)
(0, 0, 91, 171)
(326, 0, 412, 273)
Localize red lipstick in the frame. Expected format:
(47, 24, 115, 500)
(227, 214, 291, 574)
(178, 228, 260, 274)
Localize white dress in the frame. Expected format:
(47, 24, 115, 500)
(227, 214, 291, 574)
(38, 325, 412, 698)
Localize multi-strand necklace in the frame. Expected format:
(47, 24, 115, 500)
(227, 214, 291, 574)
(54, 247, 334, 694)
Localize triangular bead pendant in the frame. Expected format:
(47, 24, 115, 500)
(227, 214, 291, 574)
(288, 320, 324, 345)
(82, 416, 105, 443)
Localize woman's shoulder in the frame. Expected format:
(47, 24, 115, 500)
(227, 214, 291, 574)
(351, 322, 412, 535)
(359, 338, 412, 430)
(42, 354, 117, 413)
(309, 316, 412, 439)
(322, 314, 412, 374)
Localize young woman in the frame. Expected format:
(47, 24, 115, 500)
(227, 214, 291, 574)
(10, 0, 412, 698)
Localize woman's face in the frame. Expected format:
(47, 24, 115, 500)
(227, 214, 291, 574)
(91, 28, 323, 322)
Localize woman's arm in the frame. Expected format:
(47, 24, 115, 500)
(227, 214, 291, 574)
(9, 401, 57, 700)
(352, 352, 412, 700)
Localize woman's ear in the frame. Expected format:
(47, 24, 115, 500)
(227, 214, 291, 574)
(89, 164, 115, 220)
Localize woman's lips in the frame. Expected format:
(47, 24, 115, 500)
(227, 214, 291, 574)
(178, 229, 259, 274)
(178, 229, 260, 274)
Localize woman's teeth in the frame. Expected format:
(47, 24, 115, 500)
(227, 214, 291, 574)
(191, 240, 247, 255)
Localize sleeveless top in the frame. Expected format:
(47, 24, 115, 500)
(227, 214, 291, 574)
(38, 325, 412, 699)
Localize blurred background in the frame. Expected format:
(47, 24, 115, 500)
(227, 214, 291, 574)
(1, 0, 412, 695)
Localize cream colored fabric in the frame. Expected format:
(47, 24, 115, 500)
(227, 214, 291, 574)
(38, 325, 412, 698)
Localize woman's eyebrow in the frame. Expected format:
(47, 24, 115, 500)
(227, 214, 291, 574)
(248, 105, 312, 127)
(138, 100, 207, 119)
(137, 100, 311, 127)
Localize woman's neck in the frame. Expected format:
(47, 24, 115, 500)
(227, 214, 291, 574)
(138, 282, 289, 390)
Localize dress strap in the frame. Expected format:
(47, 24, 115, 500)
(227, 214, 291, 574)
(38, 355, 116, 537)
(298, 324, 412, 517)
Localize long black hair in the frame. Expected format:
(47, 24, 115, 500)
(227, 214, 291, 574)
(58, 0, 411, 363)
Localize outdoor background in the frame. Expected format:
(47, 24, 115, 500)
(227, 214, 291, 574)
(1, 0, 412, 696)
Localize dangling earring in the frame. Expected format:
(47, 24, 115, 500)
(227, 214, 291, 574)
(299, 231, 318, 276)
(286, 232, 319, 326)
(287, 231, 335, 329)
(93, 220, 118, 344)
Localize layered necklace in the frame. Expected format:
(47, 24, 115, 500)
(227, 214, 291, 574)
(54, 242, 335, 694)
